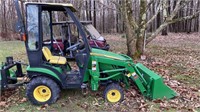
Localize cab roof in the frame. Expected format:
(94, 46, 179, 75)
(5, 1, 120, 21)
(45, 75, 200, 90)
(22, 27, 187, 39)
(25, 2, 77, 12)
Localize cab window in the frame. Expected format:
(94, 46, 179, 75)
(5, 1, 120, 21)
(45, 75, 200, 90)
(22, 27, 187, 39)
(27, 5, 39, 50)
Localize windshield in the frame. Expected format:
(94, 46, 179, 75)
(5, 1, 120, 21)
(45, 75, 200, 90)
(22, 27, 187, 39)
(84, 24, 102, 40)
(42, 11, 51, 41)
(41, 12, 91, 42)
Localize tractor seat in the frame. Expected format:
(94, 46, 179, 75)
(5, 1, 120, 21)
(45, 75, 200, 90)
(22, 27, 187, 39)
(42, 47, 66, 65)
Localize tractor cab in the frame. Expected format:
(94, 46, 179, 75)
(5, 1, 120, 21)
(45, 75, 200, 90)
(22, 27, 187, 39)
(24, 3, 109, 61)
(23, 3, 90, 66)
(17, 2, 91, 90)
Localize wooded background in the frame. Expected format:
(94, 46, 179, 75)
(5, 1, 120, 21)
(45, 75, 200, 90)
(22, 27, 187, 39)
(0, 0, 200, 39)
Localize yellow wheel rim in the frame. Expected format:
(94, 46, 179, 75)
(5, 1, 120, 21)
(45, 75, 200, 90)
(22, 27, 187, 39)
(33, 85, 51, 102)
(106, 89, 121, 103)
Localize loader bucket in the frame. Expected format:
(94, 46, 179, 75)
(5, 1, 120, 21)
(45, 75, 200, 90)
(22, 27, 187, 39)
(134, 63, 177, 100)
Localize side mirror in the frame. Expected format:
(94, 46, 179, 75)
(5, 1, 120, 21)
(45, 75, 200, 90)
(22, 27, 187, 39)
(14, 22, 26, 41)
(14, 22, 22, 33)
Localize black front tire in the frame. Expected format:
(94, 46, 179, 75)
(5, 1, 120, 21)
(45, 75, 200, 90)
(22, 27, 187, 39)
(103, 83, 124, 103)
(26, 76, 60, 105)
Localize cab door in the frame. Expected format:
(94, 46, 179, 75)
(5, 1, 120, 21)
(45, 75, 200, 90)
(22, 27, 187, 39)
(26, 4, 43, 66)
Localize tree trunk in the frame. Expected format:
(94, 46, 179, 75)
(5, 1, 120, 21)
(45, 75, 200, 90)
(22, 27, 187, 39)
(162, 0, 168, 35)
(85, 0, 89, 21)
(126, 23, 137, 59)
(1, 0, 8, 40)
(102, 1, 105, 33)
(123, 0, 137, 58)
(135, 0, 147, 57)
(93, 0, 96, 28)
(89, 0, 92, 21)
(161, 28, 168, 35)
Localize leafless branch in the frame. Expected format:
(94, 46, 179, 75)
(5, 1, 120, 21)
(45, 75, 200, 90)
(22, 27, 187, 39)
(146, 11, 200, 45)
(167, 11, 200, 24)
(145, 2, 162, 28)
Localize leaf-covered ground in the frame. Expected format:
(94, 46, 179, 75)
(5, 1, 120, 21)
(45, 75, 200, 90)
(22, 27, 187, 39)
(0, 33, 200, 112)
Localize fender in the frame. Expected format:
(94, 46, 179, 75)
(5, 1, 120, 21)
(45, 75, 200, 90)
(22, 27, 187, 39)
(26, 66, 66, 89)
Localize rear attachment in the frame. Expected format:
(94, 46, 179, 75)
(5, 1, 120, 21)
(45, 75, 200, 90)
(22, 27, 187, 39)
(0, 57, 27, 90)
(130, 63, 177, 100)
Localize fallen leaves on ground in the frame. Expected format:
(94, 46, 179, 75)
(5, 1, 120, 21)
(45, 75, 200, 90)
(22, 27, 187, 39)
(0, 88, 27, 111)
(1, 33, 200, 111)
(103, 33, 200, 111)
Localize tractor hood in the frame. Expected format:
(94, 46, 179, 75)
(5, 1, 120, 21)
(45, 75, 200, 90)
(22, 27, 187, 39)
(90, 48, 132, 61)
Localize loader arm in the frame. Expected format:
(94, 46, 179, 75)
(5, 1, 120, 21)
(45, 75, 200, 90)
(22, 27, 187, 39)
(89, 48, 177, 100)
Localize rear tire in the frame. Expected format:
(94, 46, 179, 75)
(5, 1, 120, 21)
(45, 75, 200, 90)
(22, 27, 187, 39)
(103, 83, 124, 103)
(26, 76, 60, 105)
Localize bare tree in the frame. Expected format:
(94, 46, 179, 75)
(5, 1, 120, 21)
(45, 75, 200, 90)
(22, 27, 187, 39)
(0, 0, 8, 40)
(0, 0, 200, 57)
(113, 0, 200, 58)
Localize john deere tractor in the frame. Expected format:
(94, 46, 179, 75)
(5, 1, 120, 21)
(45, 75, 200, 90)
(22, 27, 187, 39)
(0, 0, 176, 105)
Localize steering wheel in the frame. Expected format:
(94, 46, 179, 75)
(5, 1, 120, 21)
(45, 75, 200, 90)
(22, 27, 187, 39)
(66, 39, 84, 51)
(66, 42, 80, 51)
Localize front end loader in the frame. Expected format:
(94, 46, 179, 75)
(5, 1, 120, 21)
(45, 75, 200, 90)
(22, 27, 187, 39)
(86, 49, 177, 102)
(0, 0, 176, 105)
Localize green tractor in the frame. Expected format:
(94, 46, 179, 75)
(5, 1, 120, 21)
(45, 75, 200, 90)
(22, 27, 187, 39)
(0, 1, 176, 105)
